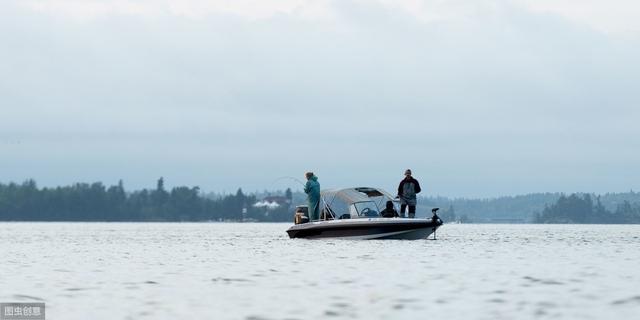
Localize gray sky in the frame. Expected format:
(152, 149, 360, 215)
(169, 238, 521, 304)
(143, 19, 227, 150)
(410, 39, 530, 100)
(1, 0, 640, 197)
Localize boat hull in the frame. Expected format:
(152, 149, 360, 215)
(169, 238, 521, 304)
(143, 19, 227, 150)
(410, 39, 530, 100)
(286, 218, 442, 240)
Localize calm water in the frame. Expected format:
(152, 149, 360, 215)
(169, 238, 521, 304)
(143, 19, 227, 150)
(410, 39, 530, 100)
(1, 223, 639, 320)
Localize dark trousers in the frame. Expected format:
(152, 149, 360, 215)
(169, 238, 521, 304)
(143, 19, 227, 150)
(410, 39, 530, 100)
(400, 204, 416, 218)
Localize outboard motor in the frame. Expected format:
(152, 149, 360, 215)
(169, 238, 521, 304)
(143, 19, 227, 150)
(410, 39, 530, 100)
(294, 205, 309, 224)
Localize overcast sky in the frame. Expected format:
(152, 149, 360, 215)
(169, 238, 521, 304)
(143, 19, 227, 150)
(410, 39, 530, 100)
(1, 0, 639, 197)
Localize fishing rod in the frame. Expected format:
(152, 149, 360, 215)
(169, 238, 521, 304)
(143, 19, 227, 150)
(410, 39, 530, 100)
(271, 176, 306, 189)
(272, 175, 333, 221)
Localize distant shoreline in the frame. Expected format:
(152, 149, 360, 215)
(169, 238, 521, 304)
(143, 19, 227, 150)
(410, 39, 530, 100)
(1, 179, 639, 224)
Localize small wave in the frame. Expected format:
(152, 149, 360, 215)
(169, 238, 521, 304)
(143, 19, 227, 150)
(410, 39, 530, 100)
(211, 277, 253, 283)
(612, 296, 640, 305)
(330, 302, 349, 309)
(65, 287, 98, 291)
(245, 316, 273, 320)
(523, 276, 564, 285)
(324, 310, 341, 317)
(12, 294, 44, 301)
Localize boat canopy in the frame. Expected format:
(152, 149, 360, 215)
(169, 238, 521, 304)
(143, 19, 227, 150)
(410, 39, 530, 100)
(320, 187, 398, 219)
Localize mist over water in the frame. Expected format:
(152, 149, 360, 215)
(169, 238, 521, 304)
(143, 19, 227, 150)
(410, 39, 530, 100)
(1, 223, 639, 319)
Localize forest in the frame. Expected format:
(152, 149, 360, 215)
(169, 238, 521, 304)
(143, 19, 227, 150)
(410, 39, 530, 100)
(1, 179, 640, 223)
(0, 178, 292, 222)
(533, 193, 640, 224)
(427, 192, 640, 223)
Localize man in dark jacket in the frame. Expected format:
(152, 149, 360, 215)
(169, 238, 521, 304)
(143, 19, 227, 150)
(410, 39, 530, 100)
(397, 169, 421, 218)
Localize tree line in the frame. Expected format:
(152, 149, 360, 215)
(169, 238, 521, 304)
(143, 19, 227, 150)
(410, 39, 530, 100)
(0, 179, 292, 222)
(422, 191, 640, 223)
(419, 193, 564, 223)
(534, 193, 640, 224)
(2, 179, 640, 223)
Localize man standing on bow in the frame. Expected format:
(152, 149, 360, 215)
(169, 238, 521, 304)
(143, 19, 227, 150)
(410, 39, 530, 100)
(397, 169, 421, 218)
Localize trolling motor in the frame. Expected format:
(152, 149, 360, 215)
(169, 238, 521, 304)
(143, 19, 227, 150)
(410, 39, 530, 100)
(431, 207, 442, 223)
(431, 207, 441, 240)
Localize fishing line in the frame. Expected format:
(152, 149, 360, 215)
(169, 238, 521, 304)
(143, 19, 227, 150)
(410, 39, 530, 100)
(271, 176, 306, 189)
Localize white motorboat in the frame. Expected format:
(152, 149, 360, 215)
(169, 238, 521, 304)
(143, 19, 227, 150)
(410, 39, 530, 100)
(286, 187, 443, 240)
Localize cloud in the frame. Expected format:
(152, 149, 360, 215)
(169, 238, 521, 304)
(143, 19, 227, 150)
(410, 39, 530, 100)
(15, 0, 640, 35)
(1, 0, 639, 196)
(520, 0, 640, 35)
(19, 0, 336, 21)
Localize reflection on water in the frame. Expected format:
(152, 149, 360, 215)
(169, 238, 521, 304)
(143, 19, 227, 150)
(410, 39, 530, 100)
(1, 223, 639, 319)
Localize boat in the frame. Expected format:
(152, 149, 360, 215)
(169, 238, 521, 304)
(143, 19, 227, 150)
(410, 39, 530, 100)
(286, 187, 443, 240)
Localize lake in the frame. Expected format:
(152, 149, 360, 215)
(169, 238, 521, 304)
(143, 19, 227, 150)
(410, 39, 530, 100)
(1, 223, 639, 319)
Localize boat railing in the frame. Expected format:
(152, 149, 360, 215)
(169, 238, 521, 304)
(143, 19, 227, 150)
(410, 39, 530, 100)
(319, 196, 336, 221)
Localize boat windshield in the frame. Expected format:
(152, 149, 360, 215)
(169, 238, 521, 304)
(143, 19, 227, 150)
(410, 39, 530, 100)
(321, 187, 396, 220)
(352, 201, 380, 217)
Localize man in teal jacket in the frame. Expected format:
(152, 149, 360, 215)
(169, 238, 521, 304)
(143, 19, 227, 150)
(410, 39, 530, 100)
(304, 172, 321, 221)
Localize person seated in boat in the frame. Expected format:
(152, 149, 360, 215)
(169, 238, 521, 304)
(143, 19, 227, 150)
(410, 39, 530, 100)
(380, 201, 399, 218)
